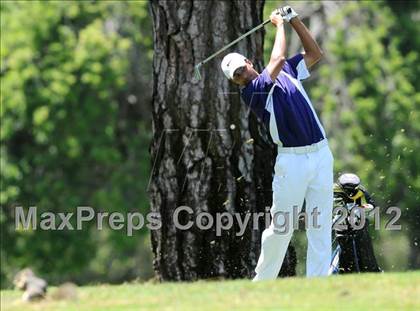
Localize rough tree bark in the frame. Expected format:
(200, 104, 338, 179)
(149, 0, 295, 281)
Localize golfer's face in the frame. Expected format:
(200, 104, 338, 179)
(232, 62, 255, 86)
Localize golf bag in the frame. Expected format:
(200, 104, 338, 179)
(329, 202, 381, 274)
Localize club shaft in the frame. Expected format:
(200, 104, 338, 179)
(197, 19, 270, 67)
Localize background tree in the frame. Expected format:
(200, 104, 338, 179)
(1, 1, 153, 286)
(149, 0, 296, 280)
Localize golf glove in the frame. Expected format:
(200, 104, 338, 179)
(280, 6, 298, 22)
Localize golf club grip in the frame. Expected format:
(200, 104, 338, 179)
(264, 7, 291, 25)
(279, 7, 292, 15)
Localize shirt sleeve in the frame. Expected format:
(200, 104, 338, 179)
(240, 69, 274, 120)
(283, 53, 310, 81)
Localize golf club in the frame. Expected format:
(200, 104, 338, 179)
(194, 7, 291, 80)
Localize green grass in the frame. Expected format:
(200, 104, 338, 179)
(1, 272, 419, 310)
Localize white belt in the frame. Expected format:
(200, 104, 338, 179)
(278, 139, 328, 154)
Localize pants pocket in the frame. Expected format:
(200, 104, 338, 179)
(274, 154, 290, 177)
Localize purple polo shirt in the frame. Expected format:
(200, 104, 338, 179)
(241, 54, 326, 147)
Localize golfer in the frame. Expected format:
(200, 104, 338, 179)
(221, 6, 333, 280)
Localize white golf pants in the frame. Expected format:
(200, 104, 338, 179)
(253, 141, 334, 281)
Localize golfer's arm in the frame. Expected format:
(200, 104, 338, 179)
(290, 17, 323, 68)
(267, 24, 286, 81)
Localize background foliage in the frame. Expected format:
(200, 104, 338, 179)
(1, 0, 153, 286)
(263, 0, 419, 273)
(1, 0, 419, 287)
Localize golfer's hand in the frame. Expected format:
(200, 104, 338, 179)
(280, 6, 299, 22)
(270, 9, 284, 27)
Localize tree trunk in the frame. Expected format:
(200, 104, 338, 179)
(149, 0, 295, 281)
